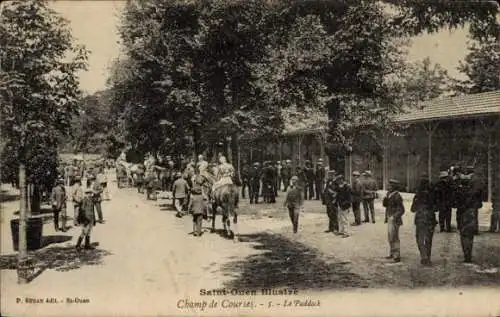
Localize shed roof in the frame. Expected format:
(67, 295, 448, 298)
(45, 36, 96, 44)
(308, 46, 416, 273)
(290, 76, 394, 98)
(282, 90, 500, 135)
(396, 90, 500, 123)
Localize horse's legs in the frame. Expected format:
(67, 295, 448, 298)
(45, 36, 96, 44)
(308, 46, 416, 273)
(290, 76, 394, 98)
(222, 214, 229, 236)
(233, 212, 239, 242)
(211, 203, 216, 233)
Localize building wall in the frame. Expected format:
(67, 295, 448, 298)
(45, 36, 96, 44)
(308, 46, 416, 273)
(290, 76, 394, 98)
(238, 116, 496, 199)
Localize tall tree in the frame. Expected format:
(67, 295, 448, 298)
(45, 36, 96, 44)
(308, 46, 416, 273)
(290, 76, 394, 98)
(457, 38, 500, 93)
(0, 0, 88, 211)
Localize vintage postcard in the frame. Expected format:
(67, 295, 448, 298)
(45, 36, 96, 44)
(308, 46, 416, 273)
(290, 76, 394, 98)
(1, 0, 499, 316)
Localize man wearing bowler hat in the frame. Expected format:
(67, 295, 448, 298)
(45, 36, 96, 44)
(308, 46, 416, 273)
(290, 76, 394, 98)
(383, 179, 405, 263)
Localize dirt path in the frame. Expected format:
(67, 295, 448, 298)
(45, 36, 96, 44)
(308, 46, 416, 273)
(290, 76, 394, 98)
(2, 175, 500, 316)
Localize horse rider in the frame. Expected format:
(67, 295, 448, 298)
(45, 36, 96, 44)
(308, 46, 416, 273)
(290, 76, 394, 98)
(212, 155, 235, 194)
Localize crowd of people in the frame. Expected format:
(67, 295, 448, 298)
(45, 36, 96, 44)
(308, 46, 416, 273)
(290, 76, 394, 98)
(111, 151, 491, 265)
(50, 158, 112, 250)
(283, 164, 485, 266)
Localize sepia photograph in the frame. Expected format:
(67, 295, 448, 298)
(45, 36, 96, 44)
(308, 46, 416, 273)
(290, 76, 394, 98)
(1, 0, 499, 316)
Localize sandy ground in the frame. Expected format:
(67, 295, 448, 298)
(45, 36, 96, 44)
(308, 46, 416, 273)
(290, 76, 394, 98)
(1, 172, 500, 316)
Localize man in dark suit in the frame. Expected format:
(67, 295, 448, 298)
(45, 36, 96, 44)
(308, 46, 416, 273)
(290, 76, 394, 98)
(315, 159, 326, 200)
(240, 162, 250, 199)
(323, 170, 338, 233)
(249, 162, 261, 204)
(304, 160, 315, 200)
(434, 171, 453, 232)
(281, 160, 292, 192)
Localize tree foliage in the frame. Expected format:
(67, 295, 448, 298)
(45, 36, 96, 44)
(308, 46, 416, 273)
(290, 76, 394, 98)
(110, 0, 498, 162)
(457, 37, 500, 93)
(0, 0, 88, 186)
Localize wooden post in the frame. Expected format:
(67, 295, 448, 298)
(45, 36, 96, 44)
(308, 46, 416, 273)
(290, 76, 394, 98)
(382, 132, 388, 191)
(406, 152, 410, 192)
(479, 118, 494, 203)
(18, 163, 28, 284)
(279, 141, 283, 163)
(488, 137, 492, 202)
(347, 152, 353, 184)
(428, 125, 432, 181)
(226, 137, 232, 163)
(297, 135, 301, 165)
(425, 122, 440, 182)
(238, 142, 241, 177)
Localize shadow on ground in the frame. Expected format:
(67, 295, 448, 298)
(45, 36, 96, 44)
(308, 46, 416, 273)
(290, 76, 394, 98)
(0, 241, 112, 282)
(219, 232, 368, 290)
(41, 235, 73, 248)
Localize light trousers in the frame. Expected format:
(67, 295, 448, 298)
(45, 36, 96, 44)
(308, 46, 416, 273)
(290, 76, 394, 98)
(387, 217, 401, 259)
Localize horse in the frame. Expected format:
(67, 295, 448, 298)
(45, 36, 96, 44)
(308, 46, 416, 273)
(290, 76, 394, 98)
(210, 183, 240, 241)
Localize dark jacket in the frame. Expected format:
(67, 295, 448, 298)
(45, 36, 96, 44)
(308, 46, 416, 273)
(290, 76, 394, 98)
(304, 166, 315, 182)
(78, 196, 95, 225)
(191, 175, 206, 195)
(433, 179, 453, 209)
(383, 190, 405, 225)
(241, 165, 250, 182)
(411, 181, 437, 226)
(281, 166, 292, 179)
(323, 181, 337, 206)
(336, 183, 352, 210)
(351, 178, 363, 202)
(315, 166, 325, 182)
(249, 167, 261, 185)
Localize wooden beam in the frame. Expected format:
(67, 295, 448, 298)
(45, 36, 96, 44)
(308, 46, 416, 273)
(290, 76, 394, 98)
(406, 151, 410, 192)
(382, 132, 389, 191)
(488, 137, 492, 202)
(425, 122, 440, 182)
(478, 118, 495, 203)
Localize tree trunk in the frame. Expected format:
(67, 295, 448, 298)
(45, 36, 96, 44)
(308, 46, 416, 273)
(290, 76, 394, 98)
(193, 127, 201, 159)
(231, 133, 239, 175)
(17, 163, 28, 284)
(327, 98, 343, 172)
